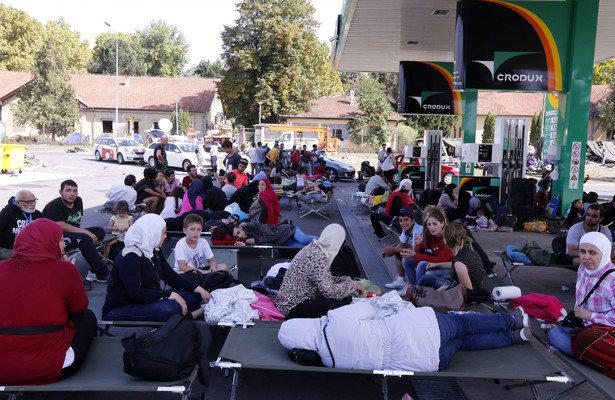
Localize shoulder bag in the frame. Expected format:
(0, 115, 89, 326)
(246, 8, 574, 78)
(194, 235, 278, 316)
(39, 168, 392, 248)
(562, 269, 614, 328)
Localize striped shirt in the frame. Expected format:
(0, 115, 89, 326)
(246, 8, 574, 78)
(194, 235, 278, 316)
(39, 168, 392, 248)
(576, 263, 615, 326)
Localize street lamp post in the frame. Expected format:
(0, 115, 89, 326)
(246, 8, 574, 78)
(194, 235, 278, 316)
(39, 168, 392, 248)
(174, 99, 179, 135)
(257, 101, 263, 125)
(104, 21, 119, 137)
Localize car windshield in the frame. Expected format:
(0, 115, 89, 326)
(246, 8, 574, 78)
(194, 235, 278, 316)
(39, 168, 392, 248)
(179, 144, 197, 152)
(117, 139, 139, 146)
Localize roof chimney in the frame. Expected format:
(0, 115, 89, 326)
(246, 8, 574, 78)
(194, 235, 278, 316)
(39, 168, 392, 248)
(124, 77, 130, 87)
(350, 89, 355, 106)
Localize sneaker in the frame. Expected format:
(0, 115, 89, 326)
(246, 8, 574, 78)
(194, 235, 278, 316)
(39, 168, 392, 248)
(397, 284, 409, 298)
(384, 276, 406, 289)
(86, 271, 108, 283)
(512, 306, 529, 329)
(514, 327, 532, 343)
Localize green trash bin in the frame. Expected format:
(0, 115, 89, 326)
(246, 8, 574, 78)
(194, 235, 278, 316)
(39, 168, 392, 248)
(0, 144, 26, 171)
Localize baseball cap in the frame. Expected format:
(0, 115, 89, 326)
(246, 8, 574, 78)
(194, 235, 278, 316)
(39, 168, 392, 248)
(399, 179, 412, 191)
(397, 207, 417, 219)
(239, 158, 248, 165)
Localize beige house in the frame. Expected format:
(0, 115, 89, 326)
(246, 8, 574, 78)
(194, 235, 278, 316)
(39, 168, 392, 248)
(0, 71, 223, 141)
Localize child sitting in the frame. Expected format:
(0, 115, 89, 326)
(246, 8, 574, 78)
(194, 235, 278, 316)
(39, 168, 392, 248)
(104, 200, 133, 258)
(174, 214, 228, 288)
(476, 208, 489, 229)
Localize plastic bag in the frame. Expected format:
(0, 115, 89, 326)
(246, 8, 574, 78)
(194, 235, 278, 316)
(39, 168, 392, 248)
(523, 220, 548, 232)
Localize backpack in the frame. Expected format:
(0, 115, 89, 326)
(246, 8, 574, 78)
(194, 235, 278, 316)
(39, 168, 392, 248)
(573, 325, 615, 378)
(122, 314, 212, 383)
(330, 244, 361, 279)
(183, 270, 243, 292)
(250, 291, 285, 320)
(544, 194, 561, 219)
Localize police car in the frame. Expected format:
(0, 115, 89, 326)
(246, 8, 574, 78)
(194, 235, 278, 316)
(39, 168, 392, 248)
(93, 136, 146, 164)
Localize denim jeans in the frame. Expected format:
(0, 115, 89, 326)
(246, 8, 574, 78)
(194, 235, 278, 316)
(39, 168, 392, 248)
(257, 162, 265, 173)
(298, 193, 326, 203)
(418, 269, 452, 289)
(547, 326, 574, 357)
(102, 290, 201, 321)
(283, 226, 319, 247)
(402, 258, 417, 285)
(435, 312, 515, 369)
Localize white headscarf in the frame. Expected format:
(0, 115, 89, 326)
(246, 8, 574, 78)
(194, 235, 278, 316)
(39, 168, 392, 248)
(123, 214, 166, 258)
(278, 317, 323, 351)
(579, 232, 613, 275)
(316, 223, 346, 267)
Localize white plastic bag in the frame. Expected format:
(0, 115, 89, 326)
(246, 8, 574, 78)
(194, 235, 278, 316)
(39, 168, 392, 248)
(204, 285, 258, 324)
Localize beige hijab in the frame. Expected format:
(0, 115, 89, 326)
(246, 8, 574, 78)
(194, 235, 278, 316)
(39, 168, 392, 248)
(316, 223, 346, 267)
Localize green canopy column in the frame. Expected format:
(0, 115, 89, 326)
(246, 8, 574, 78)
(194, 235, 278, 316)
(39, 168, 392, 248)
(551, 0, 599, 209)
(461, 90, 478, 175)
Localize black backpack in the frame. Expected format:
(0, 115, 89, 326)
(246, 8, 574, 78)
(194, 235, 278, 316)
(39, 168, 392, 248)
(330, 244, 361, 279)
(122, 314, 212, 384)
(183, 270, 243, 292)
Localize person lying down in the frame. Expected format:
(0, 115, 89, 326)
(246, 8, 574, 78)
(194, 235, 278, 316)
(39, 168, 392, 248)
(278, 302, 531, 371)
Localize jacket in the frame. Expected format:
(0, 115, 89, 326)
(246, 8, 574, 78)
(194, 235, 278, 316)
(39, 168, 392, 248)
(241, 220, 294, 245)
(0, 197, 43, 249)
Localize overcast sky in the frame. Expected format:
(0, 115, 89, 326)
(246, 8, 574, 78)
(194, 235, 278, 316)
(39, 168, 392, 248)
(1, 0, 344, 68)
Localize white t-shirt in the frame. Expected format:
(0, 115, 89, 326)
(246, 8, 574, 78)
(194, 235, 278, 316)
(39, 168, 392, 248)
(173, 237, 214, 272)
(160, 197, 182, 219)
(399, 224, 424, 248)
(210, 145, 218, 157)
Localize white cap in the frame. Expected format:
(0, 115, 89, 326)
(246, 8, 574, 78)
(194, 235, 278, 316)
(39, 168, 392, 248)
(400, 179, 412, 191)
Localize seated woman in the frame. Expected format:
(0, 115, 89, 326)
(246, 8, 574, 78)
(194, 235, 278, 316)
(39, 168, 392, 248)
(0, 218, 97, 385)
(565, 198, 584, 229)
(230, 220, 318, 247)
(229, 180, 260, 213)
(437, 183, 460, 221)
(250, 179, 281, 225)
(102, 214, 211, 321)
(178, 180, 205, 216)
(401, 207, 453, 290)
(548, 232, 615, 357)
(202, 176, 228, 212)
(278, 302, 530, 371)
(275, 224, 364, 319)
(417, 223, 485, 290)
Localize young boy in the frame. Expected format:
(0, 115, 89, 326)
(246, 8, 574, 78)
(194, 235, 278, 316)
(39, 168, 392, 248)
(174, 214, 228, 275)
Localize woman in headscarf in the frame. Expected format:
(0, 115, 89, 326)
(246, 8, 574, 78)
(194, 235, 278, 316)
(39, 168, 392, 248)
(275, 224, 364, 319)
(548, 232, 615, 356)
(202, 175, 228, 212)
(437, 183, 460, 221)
(177, 179, 205, 216)
(256, 179, 281, 225)
(230, 180, 260, 213)
(102, 214, 211, 321)
(0, 218, 97, 385)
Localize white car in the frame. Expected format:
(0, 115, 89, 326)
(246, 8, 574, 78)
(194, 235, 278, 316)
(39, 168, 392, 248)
(144, 142, 201, 172)
(93, 136, 145, 164)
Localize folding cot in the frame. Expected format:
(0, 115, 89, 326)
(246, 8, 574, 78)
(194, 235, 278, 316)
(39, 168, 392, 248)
(492, 251, 577, 285)
(215, 320, 573, 400)
(297, 191, 334, 220)
(0, 336, 200, 400)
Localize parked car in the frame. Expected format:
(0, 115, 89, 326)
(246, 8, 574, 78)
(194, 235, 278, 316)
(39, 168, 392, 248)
(93, 136, 145, 164)
(320, 155, 355, 181)
(394, 154, 459, 185)
(143, 142, 200, 172)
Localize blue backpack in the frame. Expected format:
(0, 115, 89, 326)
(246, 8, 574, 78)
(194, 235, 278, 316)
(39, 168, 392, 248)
(545, 194, 561, 219)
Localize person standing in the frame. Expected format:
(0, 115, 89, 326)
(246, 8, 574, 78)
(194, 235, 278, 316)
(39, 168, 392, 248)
(248, 142, 258, 176)
(154, 134, 169, 170)
(256, 142, 268, 173)
(381, 147, 396, 184)
(377, 143, 387, 168)
(290, 145, 300, 171)
(210, 141, 219, 172)
(222, 140, 241, 172)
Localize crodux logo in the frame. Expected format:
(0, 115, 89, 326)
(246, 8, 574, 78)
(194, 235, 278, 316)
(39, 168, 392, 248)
(410, 94, 451, 111)
(471, 51, 546, 88)
(496, 73, 544, 82)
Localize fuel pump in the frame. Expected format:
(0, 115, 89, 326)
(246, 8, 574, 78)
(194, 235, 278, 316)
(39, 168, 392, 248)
(494, 118, 529, 208)
(399, 130, 442, 192)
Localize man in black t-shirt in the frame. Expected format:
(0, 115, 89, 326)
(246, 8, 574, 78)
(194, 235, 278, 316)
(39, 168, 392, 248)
(154, 134, 169, 170)
(135, 167, 165, 214)
(43, 179, 108, 282)
(222, 139, 241, 172)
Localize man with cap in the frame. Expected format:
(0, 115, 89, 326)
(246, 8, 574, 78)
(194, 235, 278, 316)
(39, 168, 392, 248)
(370, 179, 415, 239)
(227, 158, 249, 189)
(381, 207, 423, 290)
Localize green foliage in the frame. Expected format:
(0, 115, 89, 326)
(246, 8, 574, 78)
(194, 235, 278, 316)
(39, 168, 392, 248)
(171, 109, 192, 134)
(530, 111, 542, 148)
(135, 20, 189, 77)
(347, 75, 393, 148)
(396, 124, 420, 149)
(483, 112, 496, 143)
(0, 5, 45, 71)
(44, 19, 91, 73)
(404, 115, 458, 137)
(341, 72, 398, 109)
(599, 86, 615, 135)
(593, 59, 615, 86)
(13, 40, 80, 142)
(189, 59, 226, 79)
(217, 0, 342, 127)
(88, 33, 145, 76)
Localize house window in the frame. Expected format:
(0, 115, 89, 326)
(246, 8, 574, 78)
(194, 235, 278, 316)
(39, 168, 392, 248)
(332, 128, 343, 139)
(153, 121, 160, 130)
(102, 120, 113, 133)
(133, 121, 139, 134)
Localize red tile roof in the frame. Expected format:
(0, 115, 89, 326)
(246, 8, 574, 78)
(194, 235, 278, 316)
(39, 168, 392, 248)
(0, 71, 219, 111)
(477, 91, 544, 116)
(283, 94, 404, 121)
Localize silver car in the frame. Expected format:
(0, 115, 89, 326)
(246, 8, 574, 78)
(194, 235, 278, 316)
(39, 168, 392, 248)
(144, 143, 201, 171)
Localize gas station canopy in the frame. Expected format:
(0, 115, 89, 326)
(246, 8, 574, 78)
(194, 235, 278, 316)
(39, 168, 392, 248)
(333, 0, 615, 73)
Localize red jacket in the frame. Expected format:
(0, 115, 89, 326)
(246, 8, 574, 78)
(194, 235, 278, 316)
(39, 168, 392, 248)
(385, 190, 412, 216)
(415, 236, 453, 264)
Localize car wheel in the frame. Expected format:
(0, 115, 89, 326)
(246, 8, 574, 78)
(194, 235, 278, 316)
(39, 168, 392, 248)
(443, 172, 453, 185)
(148, 157, 156, 167)
(393, 173, 399, 184)
(326, 168, 338, 182)
(182, 159, 191, 172)
(95, 151, 102, 161)
(117, 153, 125, 164)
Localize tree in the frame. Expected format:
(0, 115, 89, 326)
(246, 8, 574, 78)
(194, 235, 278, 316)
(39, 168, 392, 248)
(218, 0, 342, 127)
(189, 59, 226, 79)
(341, 72, 398, 110)
(404, 115, 459, 137)
(88, 33, 145, 76)
(13, 39, 80, 142)
(593, 59, 615, 86)
(483, 112, 496, 143)
(395, 124, 420, 150)
(0, 5, 45, 71)
(530, 111, 542, 148)
(599, 85, 615, 136)
(347, 74, 393, 148)
(135, 20, 189, 77)
(171, 109, 192, 134)
(44, 19, 91, 73)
